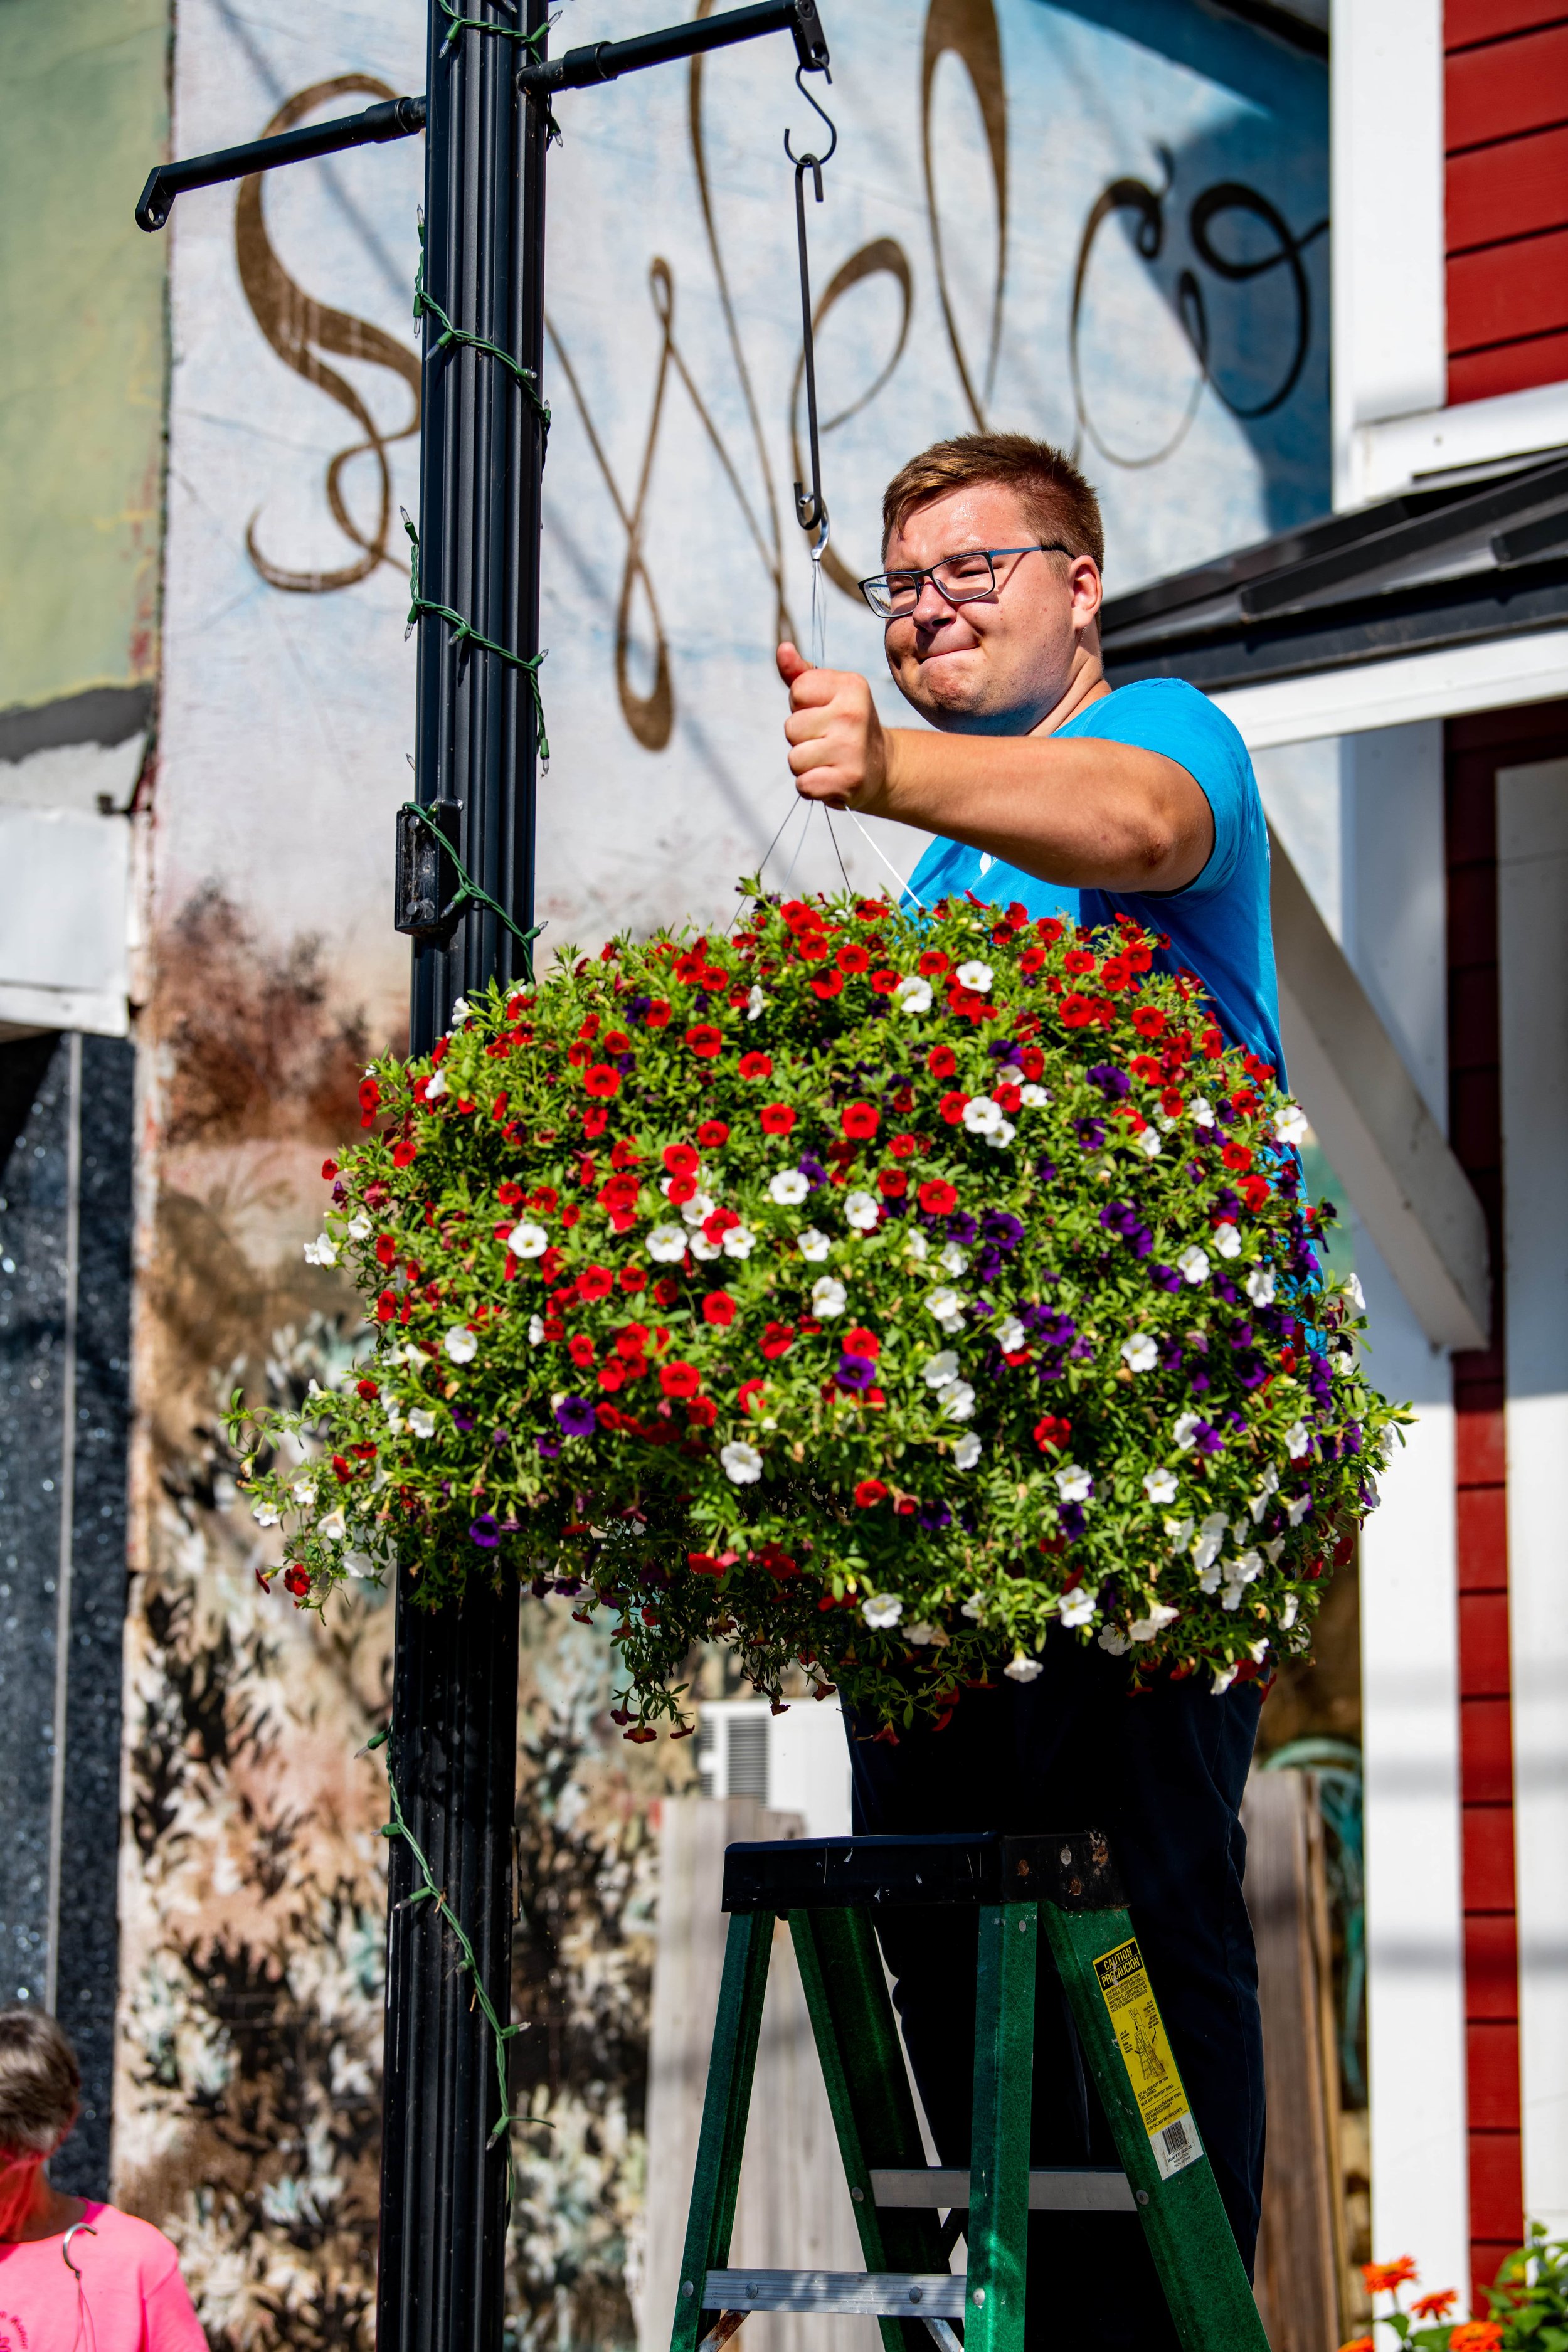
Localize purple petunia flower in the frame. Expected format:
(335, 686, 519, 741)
(1150, 1263, 1182, 1293)
(1058, 1502, 1088, 1539)
(537, 1437, 561, 1459)
(1073, 1117, 1106, 1151)
(469, 1515, 499, 1548)
(1035, 1155, 1058, 1184)
(1194, 1421, 1226, 1456)
(453, 1410, 476, 1432)
(949, 1211, 979, 1246)
(555, 1396, 597, 1438)
(836, 1353, 877, 1391)
(797, 1153, 828, 1189)
(982, 1210, 1024, 1251)
(916, 1500, 953, 1534)
(1087, 1062, 1130, 1099)
(626, 994, 652, 1022)
(1190, 1369, 1210, 1393)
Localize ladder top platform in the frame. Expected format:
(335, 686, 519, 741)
(721, 1828, 1127, 1915)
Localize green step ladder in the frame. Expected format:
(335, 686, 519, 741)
(669, 1829, 1269, 2352)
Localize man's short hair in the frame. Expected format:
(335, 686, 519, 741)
(0, 2008, 79, 2155)
(881, 433, 1105, 573)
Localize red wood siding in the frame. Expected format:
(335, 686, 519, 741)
(1447, 713, 1523, 2312)
(1445, 11, 1568, 403)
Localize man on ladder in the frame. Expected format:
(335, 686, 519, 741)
(777, 432, 1279, 2352)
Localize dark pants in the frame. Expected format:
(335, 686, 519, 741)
(844, 1628, 1264, 2351)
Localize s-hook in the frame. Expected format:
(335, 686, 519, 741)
(786, 64, 837, 553)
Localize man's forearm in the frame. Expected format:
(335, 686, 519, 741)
(861, 726, 1212, 893)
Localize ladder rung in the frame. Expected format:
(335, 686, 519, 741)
(703, 2270, 968, 2318)
(871, 2165, 1135, 2213)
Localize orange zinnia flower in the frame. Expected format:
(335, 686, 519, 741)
(1412, 2291, 1458, 2321)
(1362, 2257, 1419, 2297)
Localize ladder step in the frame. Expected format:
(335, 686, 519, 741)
(871, 2164, 1136, 2214)
(703, 2270, 968, 2318)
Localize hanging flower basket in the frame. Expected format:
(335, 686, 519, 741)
(233, 886, 1402, 1734)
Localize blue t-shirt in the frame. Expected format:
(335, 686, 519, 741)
(901, 677, 1283, 1074)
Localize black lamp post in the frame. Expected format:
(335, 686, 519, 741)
(135, 5, 830, 2348)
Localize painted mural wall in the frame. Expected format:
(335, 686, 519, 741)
(122, 3, 1332, 2343)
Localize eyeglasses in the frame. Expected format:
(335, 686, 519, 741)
(857, 543, 1076, 620)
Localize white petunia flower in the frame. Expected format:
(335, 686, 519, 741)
(1173, 1412, 1201, 1452)
(1286, 1493, 1312, 1526)
(527, 1314, 546, 1346)
(984, 1120, 1016, 1150)
(1059, 1586, 1096, 1629)
(1165, 1515, 1195, 1551)
(939, 1242, 970, 1275)
(252, 1500, 282, 1528)
(1137, 1129, 1162, 1160)
(927, 1286, 965, 1332)
(720, 1441, 764, 1485)
(862, 1592, 903, 1629)
(1244, 1266, 1276, 1306)
(343, 1549, 378, 1581)
(1143, 1466, 1179, 1505)
(1004, 1653, 1044, 1683)
(507, 1221, 549, 1258)
(1121, 1333, 1158, 1372)
(681, 1190, 716, 1227)
(721, 1224, 755, 1259)
(304, 1234, 337, 1268)
(319, 1509, 347, 1542)
(940, 1382, 977, 1422)
(1130, 1604, 1180, 1641)
(1248, 1637, 1271, 1665)
(1192, 1511, 1229, 1574)
(689, 1234, 721, 1261)
(960, 1593, 985, 1620)
(1263, 1536, 1286, 1564)
(812, 1276, 848, 1316)
(1212, 1663, 1238, 1694)
(844, 1190, 881, 1232)
(894, 976, 933, 1015)
(923, 1350, 960, 1389)
(1347, 1273, 1367, 1310)
(1055, 1463, 1093, 1503)
(1190, 1095, 1214, 1127)
(1214, 1222, 1241, 1258)
(997, 1063, 1024, 1084)
(1176, 1246, 1210, 1286)
(768, 1168, 810, 1205)
(904, 1230, 930, 1262)
(1248, 1466, 1281, 1522)
(443, 1326, 478, 1364)
(347, 1213, 372, 1241)
(449, 998, 470, 1022)
(956, 960, 993, 992)
(1285, 1420, 1311, 1459)
(747, 985, 766, 1023)
(424, 1069, 448, 1101)
(1273, 1101, 1308, 1147)
(996, 1316, 1027, 1355)
(1231, 1549, 1263, 1584)
(1020, 1084, 1049, 1108)
(1098, 1624, 1132, 1656)
(292, 1478, 317, 1505)
(904, 1622, 940, 1646)
(953, 1433, 982, 1471)
(647, 1224, 688, 1263)
(962, 1096, 1004, 1136)
(797, 1227, 832, 1263)
(1279, 1593, 1300, 1631)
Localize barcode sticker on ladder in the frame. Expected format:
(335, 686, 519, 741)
(1093, 1936, 1204, 2184)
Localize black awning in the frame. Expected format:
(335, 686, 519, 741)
(1100, 451, 1568, 692)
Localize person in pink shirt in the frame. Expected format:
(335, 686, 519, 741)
(0, 2006, 208, 2352)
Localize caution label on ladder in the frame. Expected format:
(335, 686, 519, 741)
(1093, 1937, 1204, 2183)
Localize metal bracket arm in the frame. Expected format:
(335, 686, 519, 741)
(517, 0, 828, 97)
(135, 93, 427, 232)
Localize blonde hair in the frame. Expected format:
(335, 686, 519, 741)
(881, 432, 1105, 572)
(0, 2008, 79, 2155)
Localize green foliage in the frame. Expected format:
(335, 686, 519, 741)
(231, 888, 1404, 1733)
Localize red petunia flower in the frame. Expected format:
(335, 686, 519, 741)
(1130, 1055, 1163, 1085)
(810, 969, 844, 999)
(738, 1379, 766, 1414)
(322, 1158, 338, 1180)
(739, 1051, 774, 1080)
(376, 1290, 398, 1323)
(645, 1000, 671, 1027)
(686, 1396, 719, 1428)
(760, 1103, 796, 1135)
(1064, 949, 1096, 975)
(663, 1143, 699, 1177)
(842, 1100, 879, 1139)
(1037, 916, 1065, 943)
(844, 1326, 881, 1357)
(569, 1333, 596, 1367)
(919, 1179, 958, 1214)
(578, 1264, 615, 1301)
(854, 1479, 889, 1507)
(686, 1024, 724, 1058)
(1061, 994, 1095, 1028)
(918, 950, 950, 977)
(584, 1064, 621, 1098)
(837, 943, 870, 973)
(1034, 1414, 1071, 1452)
(660, 1359, 701, 1399)
(1161, 1088, 1185, 1117)
(698, 1120, 730, 1147)
(702, 1291, 738, 1327)
(760, 1322, 795, 1359)
(889, 1133, 918, 1159)
(283, 1564, 310, 1599)
(938, 1092, 970, 1126)
(926, 1046, 957, 1078)
(1131, 1005, 1167, 1039)
(993, 1083, 1023, 1113)
(877, 1168, 908, 1197)
(620, 1265, 647, 1293)
(1222, 1142, 1254, 1173)
(598, 1174, 640, 1214)
(666, 1173, 698, 1205)
(615, 1323, 650, 1359)
(1101, 956, 1131, 991)
(652, 1275, 681, 1308)
(1019, 948, 1046, 973)
(598, 1360, 627, 1392)
(393, 1138, 418, 1168)
(869, 969, 900, 994)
